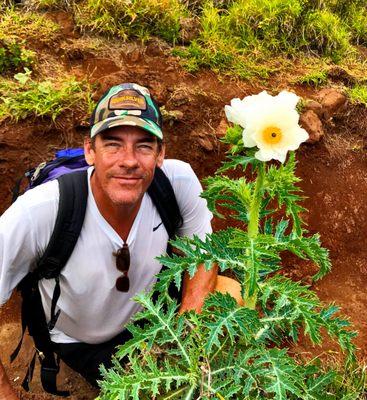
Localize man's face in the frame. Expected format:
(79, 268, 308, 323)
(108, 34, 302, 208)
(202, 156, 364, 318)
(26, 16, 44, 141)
(84, 125, 165, 208)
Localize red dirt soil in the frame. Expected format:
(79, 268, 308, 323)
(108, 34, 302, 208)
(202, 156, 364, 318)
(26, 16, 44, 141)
(0, 13, 366, 399)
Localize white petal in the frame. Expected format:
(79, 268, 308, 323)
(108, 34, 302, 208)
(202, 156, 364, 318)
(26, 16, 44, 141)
(255, 148, 273, 162)
(276, 90, 300, 109)
(242, 128, 257, 147)
(273, 149, 288, 163)
(285, 127, 309, 150)
(224, 98, 248, 126)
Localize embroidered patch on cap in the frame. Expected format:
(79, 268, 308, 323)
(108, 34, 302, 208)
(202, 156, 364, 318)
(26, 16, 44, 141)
(108, 89, 147, 111)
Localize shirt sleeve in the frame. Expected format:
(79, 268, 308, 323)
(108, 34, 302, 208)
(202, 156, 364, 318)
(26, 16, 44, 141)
(0, 182, 58, 306)
(162, 160, 213, 240)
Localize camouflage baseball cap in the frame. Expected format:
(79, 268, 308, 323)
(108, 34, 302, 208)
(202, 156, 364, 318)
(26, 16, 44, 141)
(90, 83, 163, 140)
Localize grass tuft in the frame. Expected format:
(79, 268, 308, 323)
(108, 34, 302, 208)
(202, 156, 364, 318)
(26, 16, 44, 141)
(346, 85, 367, 107)
(296, 70, 328, 87)
(0, 7, 60, 44)
(304, 10, 351, 62)
(75, 0, 188, 43)
(0, 39, 35, 74)
(0, 68, 94, 121)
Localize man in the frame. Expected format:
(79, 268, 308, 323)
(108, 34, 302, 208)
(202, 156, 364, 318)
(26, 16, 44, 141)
(0, 83, 217, 398)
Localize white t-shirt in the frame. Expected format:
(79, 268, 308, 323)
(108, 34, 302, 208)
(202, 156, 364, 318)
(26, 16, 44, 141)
(0, 159, 212, 344)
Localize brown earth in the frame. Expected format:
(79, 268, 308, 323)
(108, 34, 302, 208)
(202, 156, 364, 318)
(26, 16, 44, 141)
(0, 11, 366, 399)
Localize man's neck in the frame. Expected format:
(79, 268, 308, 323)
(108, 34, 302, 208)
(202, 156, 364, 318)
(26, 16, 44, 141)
(90, 175, 142, 242)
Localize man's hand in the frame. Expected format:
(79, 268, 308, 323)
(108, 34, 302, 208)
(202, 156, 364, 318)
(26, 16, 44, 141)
(0, 359, 19, 400)
(179, 263, 218, 314)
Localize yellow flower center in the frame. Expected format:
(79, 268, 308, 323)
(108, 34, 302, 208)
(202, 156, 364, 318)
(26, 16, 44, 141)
(262, 126, 282, 145)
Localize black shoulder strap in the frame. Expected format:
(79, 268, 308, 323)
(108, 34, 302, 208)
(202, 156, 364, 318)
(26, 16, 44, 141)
(36, 169, 89, 280)
(11, 170, 88, 396)
(148, 167, 183, 303)
(148, 167, 183, 240)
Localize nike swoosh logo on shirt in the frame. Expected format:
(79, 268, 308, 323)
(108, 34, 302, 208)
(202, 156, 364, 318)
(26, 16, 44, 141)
(153, 221, 163, 232)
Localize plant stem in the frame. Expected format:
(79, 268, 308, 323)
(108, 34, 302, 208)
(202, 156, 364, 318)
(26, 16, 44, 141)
(248, 164, 265, 238)
(245, 163, 265, 309)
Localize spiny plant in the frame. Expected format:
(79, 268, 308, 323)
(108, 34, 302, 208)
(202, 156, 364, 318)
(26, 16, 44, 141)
(0, 68, 94, 121)
(98, 93, 363, 399)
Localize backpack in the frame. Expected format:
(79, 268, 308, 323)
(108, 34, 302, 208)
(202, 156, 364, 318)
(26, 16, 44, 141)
(10, 148, 183, 396)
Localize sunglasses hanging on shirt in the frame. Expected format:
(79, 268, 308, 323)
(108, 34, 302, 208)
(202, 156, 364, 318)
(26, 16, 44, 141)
(114, 243, 130, 292)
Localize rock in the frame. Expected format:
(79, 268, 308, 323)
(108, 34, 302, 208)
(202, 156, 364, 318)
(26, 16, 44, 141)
(300, 110, 324, 143)
(161, 107, 184, 123)
(129, 48, 141, 63)
(179, 17, 201, 44)
(303, 100, 323, 119)
(216, 118, 228, 138)
(145, 38, 171, 56)
(168, 88, 191, 107)
(316, 89, 347, 119)
(198, 136, 214, 152)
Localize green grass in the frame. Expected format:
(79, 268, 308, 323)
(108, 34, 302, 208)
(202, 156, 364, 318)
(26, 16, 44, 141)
(0, 69, 95, 121)
(346, 85, 367, 106)
(75, 0, 188, 43)
(173, 0, 365, 79)
(346, 5, 367, 46)
(0, 7, 60, 43)
(323, 361, 367, 399)
(296, 70, 329, 87)
(0, 39, 35, 74)
(304, 10, 351, 62)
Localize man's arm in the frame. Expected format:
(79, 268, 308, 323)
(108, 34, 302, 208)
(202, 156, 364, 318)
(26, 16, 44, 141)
(179, 263, 218, 313)
(0, 359, 18, 400)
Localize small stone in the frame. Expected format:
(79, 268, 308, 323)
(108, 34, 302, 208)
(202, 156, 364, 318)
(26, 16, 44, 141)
(216, 118, 228, 138)
(316, 89, 347, 119)
(179, 17, 201, 44)
(129, 48, 141, 63)
(300, 110, 324, 144)
(303, 100, 323, 119)
(165, 66, 175, 72)
(198, 137, 214, 152)
(161, 107, 184, 122)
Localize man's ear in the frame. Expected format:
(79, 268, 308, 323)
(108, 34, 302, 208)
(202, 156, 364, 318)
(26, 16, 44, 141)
(84, 137, 95, 166)
(156, 143, 165, 168)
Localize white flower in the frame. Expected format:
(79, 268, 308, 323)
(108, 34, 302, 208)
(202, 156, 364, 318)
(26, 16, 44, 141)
(224, 90, 309, 163)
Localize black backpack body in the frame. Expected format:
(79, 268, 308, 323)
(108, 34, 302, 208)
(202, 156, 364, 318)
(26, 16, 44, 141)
(11, 164, 182, 395)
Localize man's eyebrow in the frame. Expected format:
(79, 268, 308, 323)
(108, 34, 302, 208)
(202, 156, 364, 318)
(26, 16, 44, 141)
(101, 134, 122, 141)
(136, 136, 156, 143)
(100, 133, 156, 143)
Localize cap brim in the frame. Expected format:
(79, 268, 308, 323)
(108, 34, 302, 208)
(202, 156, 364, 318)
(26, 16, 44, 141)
(91, 115, 163, 140)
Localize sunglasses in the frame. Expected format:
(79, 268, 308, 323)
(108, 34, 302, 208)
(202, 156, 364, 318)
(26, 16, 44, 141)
(114, 243, 130, 292)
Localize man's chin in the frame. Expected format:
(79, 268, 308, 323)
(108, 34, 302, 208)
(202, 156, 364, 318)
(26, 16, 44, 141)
(109, 191, 143, 208)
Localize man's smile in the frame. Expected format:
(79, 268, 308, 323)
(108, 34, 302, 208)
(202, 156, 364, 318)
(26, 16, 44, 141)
(112, 176, 143, 184)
